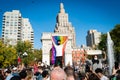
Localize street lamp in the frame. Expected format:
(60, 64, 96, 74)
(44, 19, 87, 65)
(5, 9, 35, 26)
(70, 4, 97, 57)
(23, 52, 28, 57)
(23, 52, 28, 68)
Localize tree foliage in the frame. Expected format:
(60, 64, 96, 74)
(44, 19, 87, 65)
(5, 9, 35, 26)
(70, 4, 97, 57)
(98, 24, 120, 62)
(15, 40, 42, 67)
(3, 46, 17, 67)
(33, 49, 42, 61)
(15, 40, 33, 65)
(110, 24, 120, 62)
(27, 49, 42, 66)
(0, 40, 5, 67)
(0, 40, 17, 68)
(0, 39, 42, 68)
(15, 40, 32, 54)
(98, 34, 107, 51)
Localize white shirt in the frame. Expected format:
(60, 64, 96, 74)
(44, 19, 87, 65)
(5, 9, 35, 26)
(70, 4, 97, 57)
(100, 75, 109, 80)
(52, 37, 67, 57)
(54, 44, 63, 56)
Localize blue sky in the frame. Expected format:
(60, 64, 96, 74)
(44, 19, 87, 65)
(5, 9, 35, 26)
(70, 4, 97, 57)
(0, 0, 120, 49)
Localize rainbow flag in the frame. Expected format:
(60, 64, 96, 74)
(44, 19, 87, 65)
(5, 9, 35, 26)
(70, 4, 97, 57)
(51, 36, 68, 64)
(51, 44, 56, 64)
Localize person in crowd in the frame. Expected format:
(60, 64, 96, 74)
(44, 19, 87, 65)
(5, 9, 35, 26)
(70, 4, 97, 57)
(50, 67, 67, 80)
(4, 68, 13, 80)
(92, 52, 106, 72)
(19, 70, 27, 80)
(35, 66, 44, 80)
(64, 66, 75, 80)
(0, 70, 4, 80)
(92, 55, 101, 71)
(10, 76, 21, 80)
(26, 68, 34, 80)
(88, 73, 100, 80)
(110, 62, 120, 80)
(84, 54, 92, 73)
(33, 62, 38, 74)
(85, 64, 91, 73)
(42, 70, 49, 80)
(95, 68, 109, 80)
(12, 67, 19, 77)
(75, 71, 87, 80)
(112, 62, 120, 75)
(84, 51, 106, 72)
(116, 69, 120, 80)
(17, 63, 24, 72)
(85, 69, 93, 80)
(51, 37, 68, 68)
(111, 69, 120, 80)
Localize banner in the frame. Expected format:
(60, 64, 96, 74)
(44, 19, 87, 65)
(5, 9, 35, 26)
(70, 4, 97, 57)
(51, 36, 68, 64)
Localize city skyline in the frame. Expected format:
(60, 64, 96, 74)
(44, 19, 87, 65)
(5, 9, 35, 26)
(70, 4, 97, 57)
(0, 0, 120, 49)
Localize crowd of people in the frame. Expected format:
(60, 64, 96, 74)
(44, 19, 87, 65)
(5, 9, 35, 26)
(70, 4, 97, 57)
(0, 62, 50, 80)
(0, 58, 120, 80)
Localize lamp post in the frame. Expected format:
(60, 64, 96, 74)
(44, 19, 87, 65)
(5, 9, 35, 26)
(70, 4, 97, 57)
(23, 52, 28, 68)
(23, 52, 28, 57)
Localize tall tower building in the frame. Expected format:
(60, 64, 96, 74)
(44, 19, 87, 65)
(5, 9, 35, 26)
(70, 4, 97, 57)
(21, 18, 34, 46)
(2, 10, 22, 45)
(54, 3, 76, 47)
(2, 10, 34, 46)
(86, 30, 101, 48)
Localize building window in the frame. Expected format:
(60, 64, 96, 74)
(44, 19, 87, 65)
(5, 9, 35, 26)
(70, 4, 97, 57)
(11, 16, 13, 18)
(7, 16, 10, 18)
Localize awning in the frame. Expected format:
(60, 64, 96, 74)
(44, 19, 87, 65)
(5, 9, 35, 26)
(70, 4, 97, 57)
(86, 50, 102, 55)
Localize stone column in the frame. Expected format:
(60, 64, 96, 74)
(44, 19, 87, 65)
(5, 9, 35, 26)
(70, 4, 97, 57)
(41, 33, 52, 65)
(65, 38, 72, 66)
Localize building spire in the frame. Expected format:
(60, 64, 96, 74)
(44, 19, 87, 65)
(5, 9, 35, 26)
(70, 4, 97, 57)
(60, 3, 65, 13)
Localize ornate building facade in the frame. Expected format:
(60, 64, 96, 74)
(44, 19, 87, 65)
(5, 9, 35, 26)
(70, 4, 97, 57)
(41, 3, 76, 65)
(54, 3, 76, 47)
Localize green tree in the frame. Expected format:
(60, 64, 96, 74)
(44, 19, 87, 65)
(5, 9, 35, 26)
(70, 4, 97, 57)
(98, 34, 107, 51)
(21, 49, 42, 67)
(3, 46, 17, 67)
(33, 49, 42, 61)
(98, 24, 120, 62)
(15, 40, 33, 55)
(0, 40, 17, 68)
(15, 40, 33, 66)
(15, 41, 25, 54)
(0, 40, 5, 67)
(110, 24, 120, 62)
